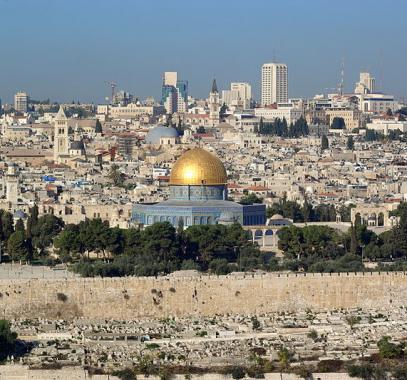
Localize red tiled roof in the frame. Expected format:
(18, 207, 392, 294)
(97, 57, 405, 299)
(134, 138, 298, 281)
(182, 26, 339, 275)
(247, 185, 269, 191)
(157, 176, 170, 181)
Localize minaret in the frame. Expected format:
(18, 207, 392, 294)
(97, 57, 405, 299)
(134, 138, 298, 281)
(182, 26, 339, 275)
(6, 163, 19, 204)
(209, 78, 220, 126)
(53, 106, 69, 162)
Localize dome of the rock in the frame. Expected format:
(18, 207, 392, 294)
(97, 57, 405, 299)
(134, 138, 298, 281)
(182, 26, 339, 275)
(169, 148, 227, 186)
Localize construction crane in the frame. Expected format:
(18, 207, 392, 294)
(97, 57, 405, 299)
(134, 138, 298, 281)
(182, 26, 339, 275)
(105, 81, 117, 104)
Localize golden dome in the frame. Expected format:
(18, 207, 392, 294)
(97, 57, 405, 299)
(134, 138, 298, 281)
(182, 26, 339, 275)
(170, 148, 227, 186)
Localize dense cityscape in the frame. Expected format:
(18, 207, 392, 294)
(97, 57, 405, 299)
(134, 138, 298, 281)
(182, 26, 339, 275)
(1, 1, 407, 379)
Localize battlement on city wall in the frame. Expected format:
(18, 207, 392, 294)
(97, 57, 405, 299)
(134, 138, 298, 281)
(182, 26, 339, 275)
(0, 272, 406, 320)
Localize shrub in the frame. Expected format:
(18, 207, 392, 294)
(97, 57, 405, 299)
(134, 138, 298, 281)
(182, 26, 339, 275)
(145, 343, 160, 350)
(348, 364, 374, 379)
(56, 293, 68, 302)
(317, 359, 343, 372)
(112, 368, 136, 380)
(209, 258, 232, 275)
(231, 366, 246, 379)
(377, 336, 405, 359)
(251, 316, 261, 331)
(294, 366, 314, 379)
(345, 315, 361, 329)
(307, 329, 318, 342)
(393, 366, 407, 379)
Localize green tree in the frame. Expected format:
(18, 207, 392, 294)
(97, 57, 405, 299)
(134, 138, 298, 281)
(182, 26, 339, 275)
(136, 222, 181, 276)
(54, 224, 82, 257)
(251, 316, 261, 330)
(0, 320, 17, 362)
(301, 200, 314, 222)
(29, 204, 39, 225)
(347, 135, 354, 150)
(267, 200, 304, 222)
(321, 134, 329, 150)
(365, 129, 381, 142)
(377, 336, 404, 359)
(350, 224, 359, 255)
(347, 364, 374, 379)
(95, 119, 103, 133)
(259, 117, 264, 134)
(123, 228, 142, 256)
(15, 219, 25, 233)
(231, 366, 246, 379)
(345, 315, 361, 330)
(31, 215, 64, 253)
(240, 193, 263, 205)
(219, 103, 228, 120)
(209, 258, 232, 275)
(278, 346, 293, 373)
(7, 230, 32, 261)
(109, 164, 125, 187)
(1, 211, 14, 241)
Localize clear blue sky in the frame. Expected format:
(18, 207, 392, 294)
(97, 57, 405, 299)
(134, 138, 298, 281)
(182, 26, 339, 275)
(1, 0, 406, 104)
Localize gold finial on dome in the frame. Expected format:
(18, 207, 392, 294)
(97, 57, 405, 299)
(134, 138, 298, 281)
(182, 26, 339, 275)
(169, 148, 227, 186)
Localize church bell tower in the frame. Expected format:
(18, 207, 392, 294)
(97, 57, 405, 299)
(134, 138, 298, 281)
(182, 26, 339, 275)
(53, 106, 69, 162)
(209, 78, 220, 126)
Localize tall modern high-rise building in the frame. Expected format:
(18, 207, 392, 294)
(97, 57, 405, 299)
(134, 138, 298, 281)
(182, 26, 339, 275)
(354, 72, 375, 94)
(161, 72, 188, 114)
(176, 80, 188, 113)
(222, 82, 252, 109)
(14, 91, 29, 112)
(261, 63, 288, 105)
(164, 72, 177, 87)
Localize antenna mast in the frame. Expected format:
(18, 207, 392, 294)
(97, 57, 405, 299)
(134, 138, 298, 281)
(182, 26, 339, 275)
(338, 59, 345, 96)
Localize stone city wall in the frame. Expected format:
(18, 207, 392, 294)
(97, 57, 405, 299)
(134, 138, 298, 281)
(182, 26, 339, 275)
(0, 365, 355, 380)
(0, 272, 406, 320)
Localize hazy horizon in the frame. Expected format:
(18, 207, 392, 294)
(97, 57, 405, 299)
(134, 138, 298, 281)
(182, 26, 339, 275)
(1, 0, 406, 104)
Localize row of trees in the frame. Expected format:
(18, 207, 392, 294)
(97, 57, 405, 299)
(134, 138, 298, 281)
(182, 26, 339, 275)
(361, 203, 407, 261)
(365, 128, 402, 142)
(278, 223, 364, 272)
(54, 221, 268, 277)
(277, 202, 407, 271)
(267, 199, 352, 223)
(256, 117, 309, 138)
(6, 201, 407, 276)
(1, 206, 64, 262)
